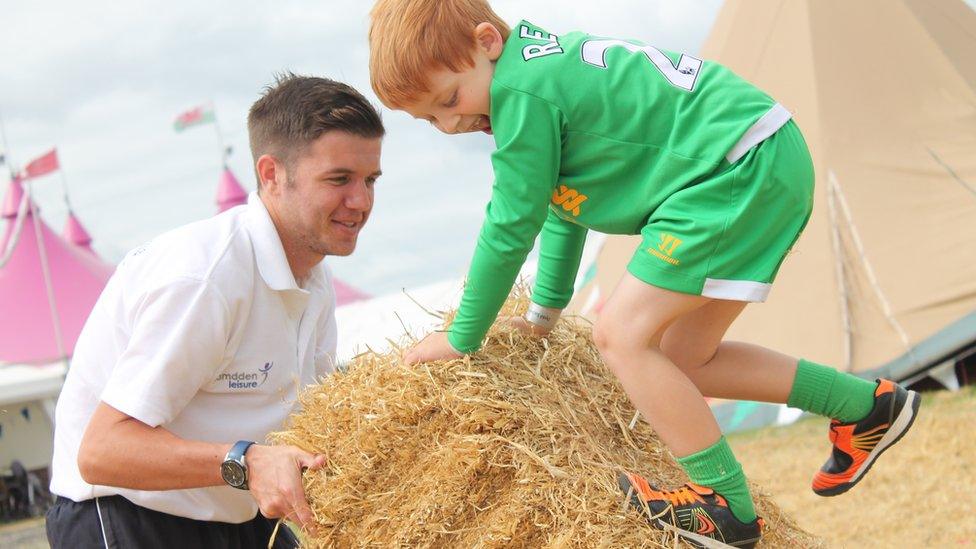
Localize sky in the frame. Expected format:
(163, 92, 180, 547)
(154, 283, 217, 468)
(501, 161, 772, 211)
(0, 1, 726, 294)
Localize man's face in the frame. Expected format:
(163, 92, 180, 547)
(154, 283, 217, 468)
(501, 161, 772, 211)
(271, 131, 382, 258)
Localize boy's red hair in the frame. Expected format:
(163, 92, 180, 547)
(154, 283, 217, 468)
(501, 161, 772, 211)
(369, 0, 510, 108)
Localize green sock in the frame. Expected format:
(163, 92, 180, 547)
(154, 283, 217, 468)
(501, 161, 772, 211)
(787, 359, 876, 423)
(676, 436, 756, 524)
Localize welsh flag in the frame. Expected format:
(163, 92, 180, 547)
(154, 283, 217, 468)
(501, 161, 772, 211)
(173, 104, 215, 132)
(23, 148, 60, 179)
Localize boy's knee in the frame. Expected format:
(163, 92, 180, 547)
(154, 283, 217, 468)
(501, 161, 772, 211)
(592, 322, 631, 379)
(592, 315, 658, 359)
(660, 336, 717, 371)
(591, 319, 613, 354)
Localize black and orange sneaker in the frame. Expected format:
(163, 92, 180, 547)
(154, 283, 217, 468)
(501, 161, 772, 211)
(812, 378, 920, 497)
(618, 472, 764, 548)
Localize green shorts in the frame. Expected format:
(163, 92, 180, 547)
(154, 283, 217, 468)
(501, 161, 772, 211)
(627, 120, 814, 302)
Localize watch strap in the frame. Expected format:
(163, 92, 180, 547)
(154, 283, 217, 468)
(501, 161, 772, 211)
(226, 440, 256, 462)
(223, 440, 256, 489)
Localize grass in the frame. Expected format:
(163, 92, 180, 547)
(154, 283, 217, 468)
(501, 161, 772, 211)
(0, 517, 46, 549)
(729, 386, 976, 548)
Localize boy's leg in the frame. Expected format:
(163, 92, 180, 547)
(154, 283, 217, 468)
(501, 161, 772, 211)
(660, 299, 880, 422)
(595, 273, 715, 456)
(658, 299, 919, 498)
(660, 299, 798, 402)
(595, 273, 758, 531)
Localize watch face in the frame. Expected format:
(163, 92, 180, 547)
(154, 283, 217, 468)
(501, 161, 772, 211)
(221, 461, 246, 488)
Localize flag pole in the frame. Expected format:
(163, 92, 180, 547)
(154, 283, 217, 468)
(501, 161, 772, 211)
(54, 150, 73, 210)
(0, 105, 16, 178)
(0, 104, 24, 268)
(211, 99, 227, 168)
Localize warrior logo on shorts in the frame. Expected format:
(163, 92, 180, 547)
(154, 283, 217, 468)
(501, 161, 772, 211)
(649, 233, 682, 265)
(552, 185, 587, 217)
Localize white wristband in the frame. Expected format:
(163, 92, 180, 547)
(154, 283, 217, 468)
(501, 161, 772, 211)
(525, 302, 561, 331)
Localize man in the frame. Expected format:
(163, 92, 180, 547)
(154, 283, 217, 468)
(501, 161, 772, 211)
(46, 74, 384, 548)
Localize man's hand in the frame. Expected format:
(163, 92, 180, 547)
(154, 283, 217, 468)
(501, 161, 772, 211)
(403, 331, 463, 365)
(245, 444, 327, 533)
(499, 316, 552, 337)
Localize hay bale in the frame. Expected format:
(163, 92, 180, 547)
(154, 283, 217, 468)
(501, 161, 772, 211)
(271, 298, 822, 548)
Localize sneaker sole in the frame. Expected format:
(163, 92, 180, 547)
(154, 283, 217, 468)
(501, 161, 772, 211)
(654, 519, 761, 549)
(814, 389, 920, 497)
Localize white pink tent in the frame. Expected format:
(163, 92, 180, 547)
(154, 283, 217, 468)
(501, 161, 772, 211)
(1, 175, 113, 472)
(334, 278, 370, 307)
(215, 166, 248, 213)
(0, 177, 113, 365)
(62, 211, 94, 252)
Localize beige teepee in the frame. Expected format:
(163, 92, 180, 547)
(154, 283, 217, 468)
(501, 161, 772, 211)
(572, 0, 976, 379)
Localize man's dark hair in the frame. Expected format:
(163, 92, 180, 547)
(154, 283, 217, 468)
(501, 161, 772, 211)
(247, 73, 385, 176)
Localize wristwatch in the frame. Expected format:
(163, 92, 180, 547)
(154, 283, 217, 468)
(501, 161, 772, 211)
(221, 440, 256, 490)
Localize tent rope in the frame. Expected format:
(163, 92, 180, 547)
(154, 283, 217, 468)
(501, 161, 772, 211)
(828, 171, 914, 355)
(926, 147, 976, 199)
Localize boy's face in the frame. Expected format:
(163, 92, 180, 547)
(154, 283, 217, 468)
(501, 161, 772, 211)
(402, 23, 504, 135)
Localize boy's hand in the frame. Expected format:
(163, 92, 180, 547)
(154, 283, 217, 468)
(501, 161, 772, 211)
(500, 316, 552, 337)
(404, 332, 463, 365)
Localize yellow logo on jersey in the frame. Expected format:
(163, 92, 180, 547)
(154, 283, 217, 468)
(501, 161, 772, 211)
(649, 233, 682, 265)
(552, 185, 587, 217)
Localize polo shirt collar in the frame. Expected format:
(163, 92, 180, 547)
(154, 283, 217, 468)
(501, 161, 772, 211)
(246, 192, 324, 293)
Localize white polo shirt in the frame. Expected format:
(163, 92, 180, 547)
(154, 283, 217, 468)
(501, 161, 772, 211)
(50, 193, 338, 523)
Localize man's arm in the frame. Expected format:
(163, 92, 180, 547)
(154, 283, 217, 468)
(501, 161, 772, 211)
(78, 402, 325, 529)
(78, 402, 227, 489)
(83, 278, 323, 530)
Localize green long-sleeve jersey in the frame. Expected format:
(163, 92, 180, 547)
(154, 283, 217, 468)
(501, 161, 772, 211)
(447, 20, 782, 353)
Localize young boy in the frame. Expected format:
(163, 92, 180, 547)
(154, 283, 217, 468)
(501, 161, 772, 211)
(369, 1, 919, 546)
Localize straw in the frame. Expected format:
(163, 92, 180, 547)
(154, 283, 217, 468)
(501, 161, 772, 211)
(271, 294, 822, 548)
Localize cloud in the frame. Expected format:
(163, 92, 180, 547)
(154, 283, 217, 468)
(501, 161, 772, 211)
(1, 0, 722, 294)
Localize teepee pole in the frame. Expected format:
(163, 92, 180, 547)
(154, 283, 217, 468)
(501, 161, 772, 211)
(826, 175, 854, 372)
(829, 171, 914, 360)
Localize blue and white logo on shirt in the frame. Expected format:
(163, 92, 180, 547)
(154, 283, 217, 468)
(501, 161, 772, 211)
(216, 362, 274, 390)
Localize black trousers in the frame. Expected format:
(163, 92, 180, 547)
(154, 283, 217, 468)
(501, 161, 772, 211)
(46, 495, 300, 549)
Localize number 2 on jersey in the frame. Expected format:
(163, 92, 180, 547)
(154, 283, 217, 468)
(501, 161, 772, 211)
(581, 39, 702, 92)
